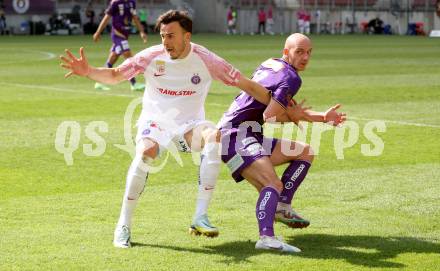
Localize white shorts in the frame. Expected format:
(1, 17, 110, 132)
(136, 118, 213, 154)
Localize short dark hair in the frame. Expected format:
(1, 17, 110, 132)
(155, 10, 192, 33)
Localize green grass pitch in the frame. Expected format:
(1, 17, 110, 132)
(0, 33, 439, 270)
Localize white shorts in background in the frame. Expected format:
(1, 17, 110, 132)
(135, 118, 213, 154)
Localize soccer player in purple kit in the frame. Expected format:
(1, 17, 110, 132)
(218, 33, 346, 253)
(93, 0, 147, 91)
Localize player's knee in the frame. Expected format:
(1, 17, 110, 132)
(300, 144, 314, 163)
(214, 129, 222, 143)
(202, 127, 220, 143)
(305, 144, 315, 162)
(142, 147, 158, 160)
(214, 130, 221, 143)
(137, 139, 159, 161)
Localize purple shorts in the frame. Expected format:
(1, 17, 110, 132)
(220, 127, 277, 182)
(111, 34, 131, 55)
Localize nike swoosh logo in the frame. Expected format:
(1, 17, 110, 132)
(204, 187, 214, 190)
(154, 73, 164, 77)
(268, 245, 283, 250)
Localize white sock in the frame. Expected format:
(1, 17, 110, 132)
(277, 202, 290, 211)
(194, 142, 221, 219)
(117, 199, 137, 229)
(117, 155, 149, 228)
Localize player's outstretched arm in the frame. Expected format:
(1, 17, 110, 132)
(288, 103, 347, 126)
(236, 76, 271, 105)
(93, 14, 111, 42)
(321, 104, 347, 126)
(132, 15, 147, 43)
(60, 47, 125, 85)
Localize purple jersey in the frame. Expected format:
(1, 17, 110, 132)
(218, 58, 302, 129)
(106, 0, 137, 39)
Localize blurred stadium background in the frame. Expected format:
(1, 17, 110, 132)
(0, 0, 439, 36)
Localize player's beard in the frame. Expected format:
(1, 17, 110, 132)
(172, 40, 187, 59)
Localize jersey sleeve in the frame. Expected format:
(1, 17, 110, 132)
(193, 44, 241, 86)
(271, 75, 301, 108)
(105, 1, 116, 16)
(116, 45, 163, 80)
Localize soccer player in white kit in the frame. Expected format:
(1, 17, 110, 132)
(60, 10, 271, 248)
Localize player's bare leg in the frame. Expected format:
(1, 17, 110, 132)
(185, 124, 220, 237)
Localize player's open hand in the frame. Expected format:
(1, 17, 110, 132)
(324, 104, 347, 126)
(60, 47, 90, 78)
(286, 99, 312, 127)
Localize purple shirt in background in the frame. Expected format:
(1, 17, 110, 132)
(218, 58, 302, 129)
(106, 0, 137, 39)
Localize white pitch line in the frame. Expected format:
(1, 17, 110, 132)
(208, 102, 224, 107)
(350, 116, 440, 128)
(28, 50, 56, 60)
(0, 82, 138, 98)
(1, 50, 57, 65)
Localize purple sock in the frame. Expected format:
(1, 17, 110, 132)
(106, 62, 113, 68)
(129, 78, 136, 85)
(279, 160, 311, 204)
(256, 186, 279, 237)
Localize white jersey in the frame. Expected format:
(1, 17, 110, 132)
(117, 42, 242, 127)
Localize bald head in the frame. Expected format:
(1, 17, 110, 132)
(284, 33, 311, 50)
(282, 33, 312, 71)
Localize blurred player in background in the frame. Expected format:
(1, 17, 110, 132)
(257, 7, 266, 35)
(93, 0, 147, 91)
(218, 33, 346, 253)
(266, 5, 275, 35)
(226, 5, 237, 35)
(60, 10, 271, 249)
